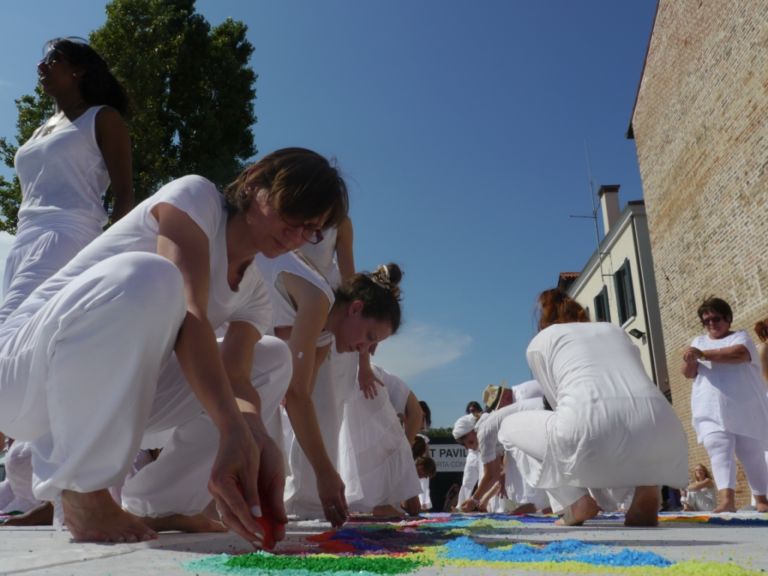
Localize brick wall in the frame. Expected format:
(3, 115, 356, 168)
(631, 0, 768, 506)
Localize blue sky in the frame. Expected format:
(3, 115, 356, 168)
(0, 0, 657, 427)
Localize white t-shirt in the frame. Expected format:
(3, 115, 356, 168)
(0, 175, 272, 341)
(373, 365, 411, 414)
(690, 330, 768, 444)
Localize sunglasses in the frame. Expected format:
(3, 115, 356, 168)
(701, 315, 724, 326)
(39, 49, 63, 68)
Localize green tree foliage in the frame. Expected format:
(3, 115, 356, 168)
(0, 0, 256, 233)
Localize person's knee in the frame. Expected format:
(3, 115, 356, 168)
(110, 253, 185, 319)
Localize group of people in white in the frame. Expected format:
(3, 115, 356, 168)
(452, 293, 768, 522)
(2, 35, 768, 550)
(0, 37, 432, 546)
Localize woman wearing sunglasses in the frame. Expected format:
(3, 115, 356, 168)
(682, 297, 768, 512)
(1, 37, 132, 323)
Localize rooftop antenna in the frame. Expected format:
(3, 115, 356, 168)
(569, 142, 611, 288)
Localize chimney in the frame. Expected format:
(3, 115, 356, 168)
(598, 184, 620, 236)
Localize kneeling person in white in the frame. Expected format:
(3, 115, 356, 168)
(499, 289, 688, 526)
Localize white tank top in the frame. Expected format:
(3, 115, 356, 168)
(14, 106, 110, 235)
(298, 226, 341, 288)
(255, 251, 335, 347)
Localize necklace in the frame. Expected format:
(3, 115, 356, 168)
(34, 112, 67, 139)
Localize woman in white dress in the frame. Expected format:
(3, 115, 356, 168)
(0, 148, 348, 544)
(0, 37, 133, 525)
(682, 297, 768, 512)
(1, 37, 132, 322)
(682, 463, 716, 512)
(499, 289, 688, 526)
(254, 255, 403, 526)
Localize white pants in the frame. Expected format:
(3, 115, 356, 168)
(499, 410, 627, 513)
(457, 449, 481, 505)
(702, 430, 768, 494)
(0, 252, 290, 513)
(121, 336, 291, 517)
(0, 441, 41, 514)
(0, 221, 100, 324)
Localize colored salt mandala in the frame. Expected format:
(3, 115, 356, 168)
(184, 513, 768, 576)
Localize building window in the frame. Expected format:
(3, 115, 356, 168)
(614, 259, 636, 325)
(593, 286, 610, 322)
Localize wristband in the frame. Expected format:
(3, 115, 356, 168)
(700, 349, 708, 360)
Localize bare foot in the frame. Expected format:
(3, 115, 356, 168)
(555, 494, 599, 526)
(2, 502, 53, 526)
(712, 489, 736, 513)
(62, 489, 157, 543)
(401, 496, 421, 516)
(143, 513, 226, 533)
(510, 503, 537, 515)
(754, 495, 768, 513)
(372, 504, 404, 518)
(625, 486, 659, 526)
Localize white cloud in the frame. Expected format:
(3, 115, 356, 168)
(372, 321, 472, 379)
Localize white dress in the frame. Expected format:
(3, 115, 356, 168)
(0, 176, 288, 515)
(518, 322, 688, 490)
(690, 330, 768, 445)
(1, 106, 109, 323)
(254, 251, 343, 519)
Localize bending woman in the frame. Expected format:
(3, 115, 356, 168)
(499, 289, 688, 526)
(0, 148, 347, 544)
(1, 37, 133, 322)
(255, 255, 402, 525)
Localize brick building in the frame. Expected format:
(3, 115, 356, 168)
(629, 1, 768, 504)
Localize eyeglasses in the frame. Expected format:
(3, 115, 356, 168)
(701, 315, 724, 326)
(279, 215, 324, 245)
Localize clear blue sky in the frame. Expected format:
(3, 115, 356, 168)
(0, 0, 657, 427)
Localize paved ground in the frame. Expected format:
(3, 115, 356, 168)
(1, 514, 767, 575)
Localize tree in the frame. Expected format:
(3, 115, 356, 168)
(0, 0, 257, 233)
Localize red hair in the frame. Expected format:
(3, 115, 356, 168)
(537, 288, 589, 331)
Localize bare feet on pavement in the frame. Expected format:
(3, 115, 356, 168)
(555, 494, 599, 526)
(62, 489, 157, 543)
(625, 485, 660, 526)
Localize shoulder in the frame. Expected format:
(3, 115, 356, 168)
(94, 105, 128, 130)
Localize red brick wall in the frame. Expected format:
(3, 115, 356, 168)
(632, 0, 768, 506)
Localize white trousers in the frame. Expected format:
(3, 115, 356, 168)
(121, 336, 291, 517)
(0, 441, 41, 514)
(457, 449, 481, 505)
(0, 252, 290, 513)
(0, 222, 100, 324)
(702, 430, 768, 494)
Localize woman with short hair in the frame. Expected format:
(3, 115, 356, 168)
(682, 297, 768, 512)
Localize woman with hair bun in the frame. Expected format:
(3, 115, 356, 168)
(498, 288, 688, 526)
(1, 37, 133, 323)
(254, 255, 403, 526)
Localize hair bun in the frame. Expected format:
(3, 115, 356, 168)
(371, 263, 403, 297)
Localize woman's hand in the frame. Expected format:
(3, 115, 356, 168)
(358, 364, 384, 399)
(316, 469, 349, 527)
(208, 424, 267, 547)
